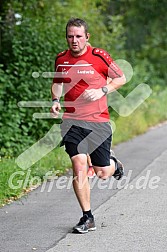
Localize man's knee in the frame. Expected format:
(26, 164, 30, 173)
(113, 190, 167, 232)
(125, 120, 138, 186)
(71, 154, 87, 176)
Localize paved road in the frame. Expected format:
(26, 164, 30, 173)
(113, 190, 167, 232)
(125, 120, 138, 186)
(47, 148, 167, 252)
(0, 122, 167, 252)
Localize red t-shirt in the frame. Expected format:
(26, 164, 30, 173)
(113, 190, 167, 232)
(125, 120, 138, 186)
(53, 46, 123, 122)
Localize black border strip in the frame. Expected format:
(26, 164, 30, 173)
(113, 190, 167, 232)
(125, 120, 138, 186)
(92, 48, 121, 78)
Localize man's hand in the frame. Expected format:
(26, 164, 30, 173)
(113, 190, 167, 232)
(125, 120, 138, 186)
(50, 102, 61, 118)
(83, 88, 104, 101)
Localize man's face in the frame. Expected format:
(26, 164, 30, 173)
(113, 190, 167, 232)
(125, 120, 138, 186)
(66, 25, 89, 57)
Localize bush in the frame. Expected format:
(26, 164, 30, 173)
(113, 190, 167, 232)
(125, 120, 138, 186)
(0, 0, 126, 157)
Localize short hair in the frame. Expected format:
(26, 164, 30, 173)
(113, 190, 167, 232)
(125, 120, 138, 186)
(66, 18, 88, 37)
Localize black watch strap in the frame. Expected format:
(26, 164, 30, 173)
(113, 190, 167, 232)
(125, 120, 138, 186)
(52, 98, 60, 103)
(101, 86, 108, 95)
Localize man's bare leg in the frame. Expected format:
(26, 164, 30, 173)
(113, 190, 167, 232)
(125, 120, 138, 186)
(71, 154, 91, 211)
(93, 159, 116, 179)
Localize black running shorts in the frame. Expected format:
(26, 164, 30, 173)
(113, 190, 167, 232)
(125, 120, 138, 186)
(60, 119, 112, 167)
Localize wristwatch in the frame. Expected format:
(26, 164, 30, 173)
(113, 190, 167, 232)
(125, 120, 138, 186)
(52, 98, 60, 103)
(101, 86, 108, 96)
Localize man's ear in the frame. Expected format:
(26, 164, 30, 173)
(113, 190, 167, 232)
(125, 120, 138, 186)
(86, 33, 90, 40)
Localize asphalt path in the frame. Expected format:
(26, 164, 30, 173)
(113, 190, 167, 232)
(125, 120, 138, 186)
(0, 122, 167, 252)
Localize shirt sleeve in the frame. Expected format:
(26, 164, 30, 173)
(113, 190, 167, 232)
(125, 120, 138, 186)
(92, 48, 124, 79)
(108, 60, 123, 79)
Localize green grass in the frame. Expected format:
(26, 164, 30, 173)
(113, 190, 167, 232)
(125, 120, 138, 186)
(0, 147, 71, 206)
(113, 89, 167, 144)
(0, 88, 167, 207)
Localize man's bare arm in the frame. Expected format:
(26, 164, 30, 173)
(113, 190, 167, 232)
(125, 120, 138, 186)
(50, 82, 63, 117)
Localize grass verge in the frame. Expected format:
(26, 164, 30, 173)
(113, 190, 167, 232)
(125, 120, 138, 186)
(113, 88, 167, 144)
(0, 147, 71, 206)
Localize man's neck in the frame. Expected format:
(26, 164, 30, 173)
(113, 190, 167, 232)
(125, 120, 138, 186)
(70, 46, 88, 57)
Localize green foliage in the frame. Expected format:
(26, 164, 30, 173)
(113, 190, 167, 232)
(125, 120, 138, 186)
(0, 0, 66, 156)
(0, 0, 167, 206)
(0, 0, 166, 158)
(122, 0, 167, 88)
(0, 0, 125, 157)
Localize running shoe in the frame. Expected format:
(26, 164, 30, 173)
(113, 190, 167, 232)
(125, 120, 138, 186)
(72, 214, 96, 234)
(110, 150, 124, 180)
(87, 166, 96, 178)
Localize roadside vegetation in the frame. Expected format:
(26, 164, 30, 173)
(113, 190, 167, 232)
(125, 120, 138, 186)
(1, 88, 167, 206)
(0, 0, 166, 206)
